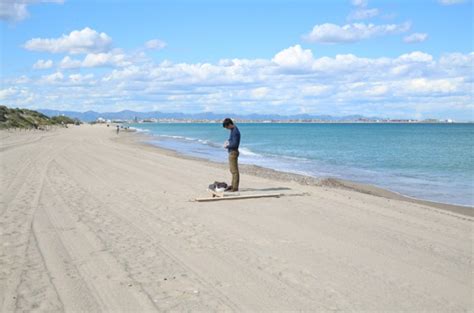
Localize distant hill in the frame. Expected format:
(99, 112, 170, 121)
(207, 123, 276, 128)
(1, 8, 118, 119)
(0, 106, 79, 129)
(39, 109, 382, 122)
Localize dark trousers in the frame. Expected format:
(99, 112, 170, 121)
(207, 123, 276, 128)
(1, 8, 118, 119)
(228, 150, 239, 191)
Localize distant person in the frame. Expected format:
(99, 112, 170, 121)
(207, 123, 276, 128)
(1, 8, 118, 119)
(116, 125, 120, 134)
(223, 118, 240, 192)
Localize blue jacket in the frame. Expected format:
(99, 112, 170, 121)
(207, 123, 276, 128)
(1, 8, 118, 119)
(227, 126, 240, 152)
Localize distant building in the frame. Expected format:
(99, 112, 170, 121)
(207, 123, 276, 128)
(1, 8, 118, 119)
(96, 117, 106, 123)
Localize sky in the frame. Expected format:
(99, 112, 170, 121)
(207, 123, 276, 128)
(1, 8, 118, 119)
(0, 0, 473, 120)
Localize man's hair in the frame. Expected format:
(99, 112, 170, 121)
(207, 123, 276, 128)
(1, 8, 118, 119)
(222, 118, 234, 128)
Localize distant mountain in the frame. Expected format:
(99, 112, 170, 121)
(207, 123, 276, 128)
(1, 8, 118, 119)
(38, 109, 383, 122)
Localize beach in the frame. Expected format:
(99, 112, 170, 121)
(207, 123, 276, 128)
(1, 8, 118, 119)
(1, 124, 472, 312)
(133, 122, 474, 207)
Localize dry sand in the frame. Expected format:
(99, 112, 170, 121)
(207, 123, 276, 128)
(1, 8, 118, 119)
(1, 125, 472, 312)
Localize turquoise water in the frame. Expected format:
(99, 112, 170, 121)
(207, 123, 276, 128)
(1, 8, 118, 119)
(131, 123, 474, 207)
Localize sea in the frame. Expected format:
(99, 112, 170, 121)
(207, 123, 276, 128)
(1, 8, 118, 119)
(130, 123, 474, 207)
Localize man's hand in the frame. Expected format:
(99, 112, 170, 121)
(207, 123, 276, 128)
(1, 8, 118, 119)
(224, 140, 229, 148)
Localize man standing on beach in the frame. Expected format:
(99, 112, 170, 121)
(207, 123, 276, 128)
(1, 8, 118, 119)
(223, 118, 240, 192)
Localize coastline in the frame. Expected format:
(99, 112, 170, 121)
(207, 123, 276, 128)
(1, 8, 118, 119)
(118, 129, 473, 218)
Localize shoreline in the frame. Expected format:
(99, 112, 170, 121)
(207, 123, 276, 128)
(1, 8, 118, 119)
(117, 129, 473, 218)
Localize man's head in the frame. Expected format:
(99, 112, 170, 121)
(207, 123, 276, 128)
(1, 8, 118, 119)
(222, 118, 234, 129)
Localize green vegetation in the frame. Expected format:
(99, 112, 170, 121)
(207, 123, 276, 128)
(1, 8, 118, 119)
(0, 105, 81, 129)
(51, 115, 80, 125)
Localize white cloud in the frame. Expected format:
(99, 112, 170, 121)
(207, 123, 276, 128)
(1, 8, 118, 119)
(145, 39, 167, 50)
(438, 0, 466, 5)
(348, 8, 379, 20)
(0, 2, 28, 21)
(0, 87, 18, 99)
(399, 78, 458, 94)
(82, 52, 130, 67)
(439, 52, 474, 67)
(351, 0, 368, 7)
(24, 27, 112, 54)
(396, 51, 433, 63)
(272, 44, 314, 71)
(60, 56, 82, 69)
(103, 66, 146, 82)
(312, 54, 379, 73)
(404, 33, 428, 43)
(301, 85, 332, 96)
(68, 73, 95, 85)
(364, 85, 389, 96)
(0, 87, 37, 105)
(303, 22, 411, 43)
(251, 87, 270, 99)
(59, 51, 131, 69)
(15, 75, 31, 84)
(0, 0, 63, 22)
(390, 52, 434, 76)
(4, 46, 473, 119)
(33, 59, 53, 69)
(40, 71, 64, 84)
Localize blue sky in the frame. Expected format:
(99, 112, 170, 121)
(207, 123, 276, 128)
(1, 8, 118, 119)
(1, 0, 473, 120)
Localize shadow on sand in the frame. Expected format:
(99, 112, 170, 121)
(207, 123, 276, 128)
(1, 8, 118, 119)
(239, 187, 292, 192)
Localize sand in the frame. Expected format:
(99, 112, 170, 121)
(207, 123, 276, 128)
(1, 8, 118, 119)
(1, 124, 472, 312)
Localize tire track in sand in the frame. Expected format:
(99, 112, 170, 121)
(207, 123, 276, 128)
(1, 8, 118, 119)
(47, 157, 238, 312)
(29, 168, 158, 312)
(1, 151, 54, 312)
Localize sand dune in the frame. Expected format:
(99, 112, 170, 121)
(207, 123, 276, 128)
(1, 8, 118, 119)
(1, 125, 472, 312)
